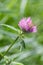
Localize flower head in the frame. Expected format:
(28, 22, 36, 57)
(18, 17, 37, 33)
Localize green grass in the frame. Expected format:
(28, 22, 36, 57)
(0, 0, 43, 65)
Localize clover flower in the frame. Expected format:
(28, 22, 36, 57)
(18, 17, 37, 32)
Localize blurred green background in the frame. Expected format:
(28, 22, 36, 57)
(0, 0, 43, 65)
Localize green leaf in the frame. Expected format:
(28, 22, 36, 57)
(0, 24, 20, 33)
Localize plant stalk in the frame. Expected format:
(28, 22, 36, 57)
(4, 36, 19, 56)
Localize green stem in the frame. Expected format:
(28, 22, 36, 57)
(4, 36, 19, 56)
(0, 53, 3, 57)
(0, 53, 4, 60)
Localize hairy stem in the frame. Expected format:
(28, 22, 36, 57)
(4, 36, 19, 56)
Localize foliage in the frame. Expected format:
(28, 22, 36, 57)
(0, 0, 43, 65)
